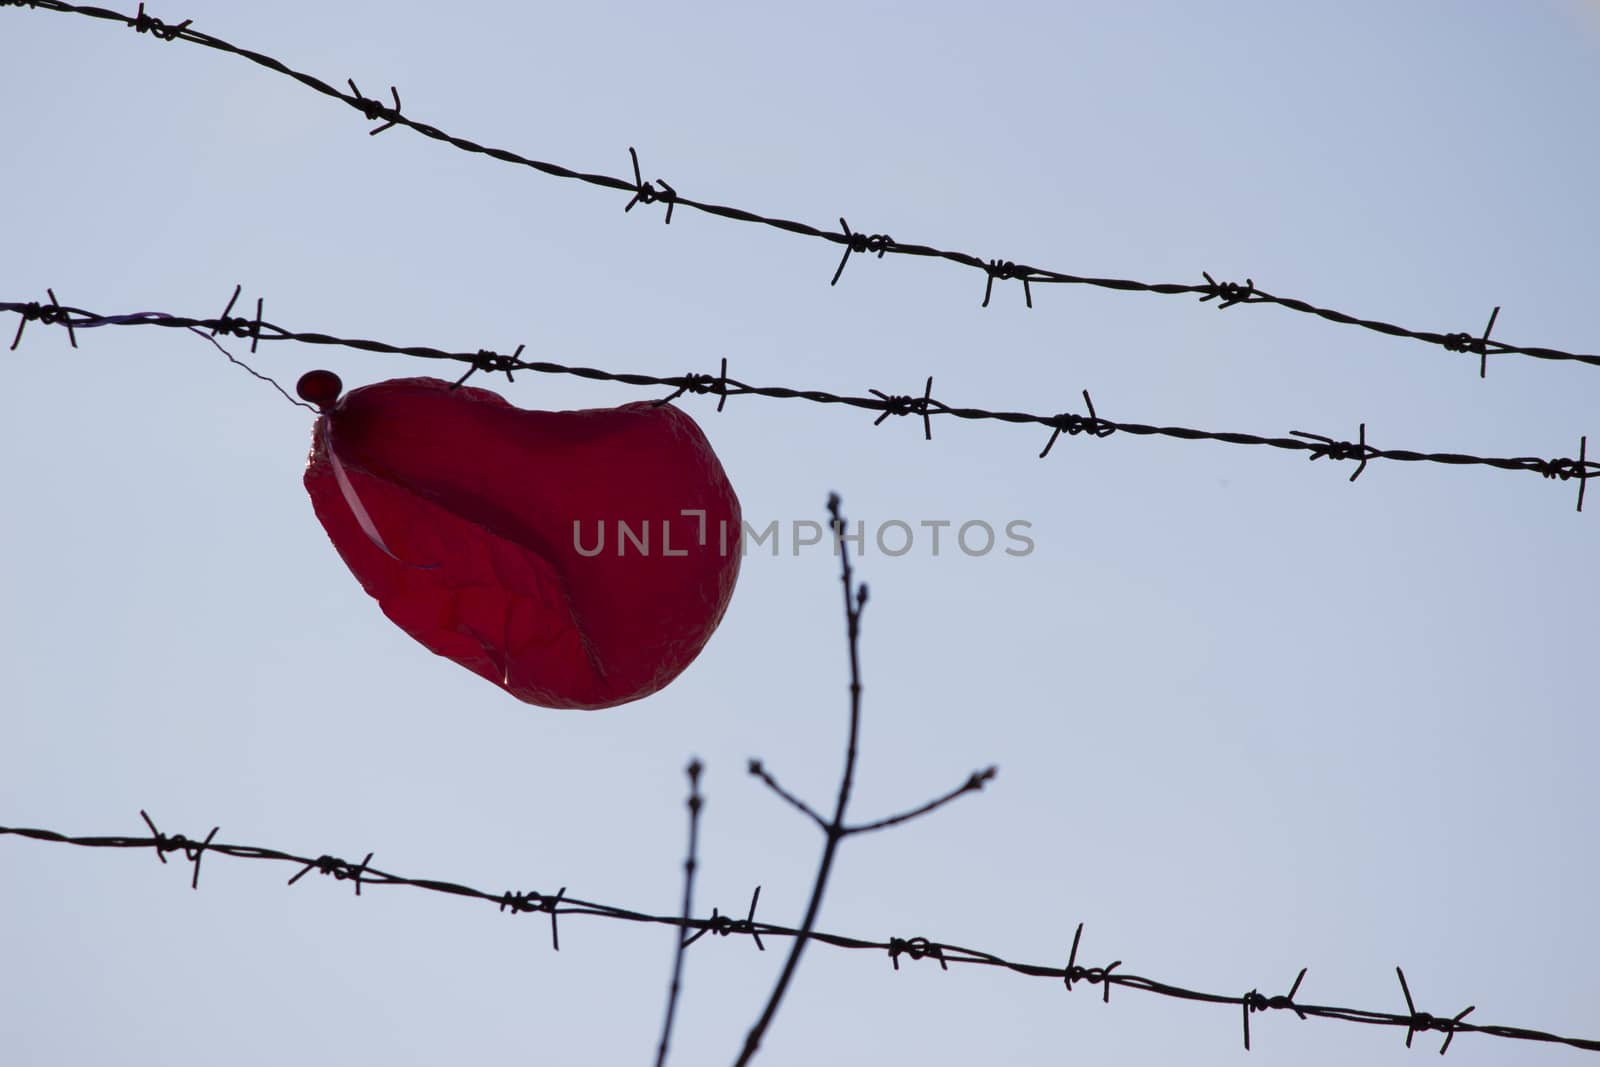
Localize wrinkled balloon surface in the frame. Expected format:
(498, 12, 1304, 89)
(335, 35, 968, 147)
(303, 375, 741, 709)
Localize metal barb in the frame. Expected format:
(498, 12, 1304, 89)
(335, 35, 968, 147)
(131, 2, 190, 41)
(346, 79, 402, 135)
(135, 811, 218, 889)
(1478, 305, 1502, 378)
(211, 283, 242, 338)
(249, 297, 263, 354)
(12, 2, 1600, 375)
(1579, 435, 1590, 513)
(624, 147, 676, 223)
(684, 886, 765, 951)
(1242, 967, 1309, 1050)
(982, 259, 1033, 308)
(543, 886, 566, 951)
(866, 377, 935, 438)
(1395, 966, 1476, 1056)
(6, 812, 1600, 1057)
(8, 288, 75, 350)
(1039, 389, 1114, 457)
(1200, 271, 1255, 309)
(653, 356, 730, 410)
(52, 288, 76, 348)
(1290, 422, 1371, 482)
(887, 937, 949, 972)
(831, 217, 893, 286)
(1061, 922, 1122, 1002)
(5, 296, 1597, 512)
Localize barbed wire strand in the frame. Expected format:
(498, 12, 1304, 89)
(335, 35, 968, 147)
(6, 0, 1599, 378)
(2, 503, 1596, 1061)
(4, 295, 1594, 510)
(7, 6, 1595, 1060)
(3, 813, 1596, 1056)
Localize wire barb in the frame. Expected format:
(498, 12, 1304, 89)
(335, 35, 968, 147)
(684, 887, 766, 951)
(451, 344, 524, 390)
(130, 1, 188, 40)
(1062, 922, 1122, 1003)
(868, 376, 936, 440)
(4, 813, 1599, 1057)
(8, 287, 75, 350)
(1579, 436, 1589, 513)
(830, 217, 893, 286)
(1291, 422, 1373, 482)
(138, 809, 218, 890)
(1039, 389, 1114, 458)
(1199, 271, 1256, 310)
(13, 1, 1600, 373)
(654, 356, 730, 410)
(982, 259, 1033, 308)
(1441, 305, 1503, 378)
(287, 851, 373, 895)
(495, 887, 568, 950)
(5, 296, 1596, 507)
(888, 937, 949, 971)
(1396, 966, 1476, 1056)
(1242, 966, 1309, 1050)
(625, 147, 676, 224)
(346, 79, 402, 135)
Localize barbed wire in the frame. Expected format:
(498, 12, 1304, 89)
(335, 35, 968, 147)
(5, 495, 1596, 1061)
(6, 0, 1599, 379)
(9, 6, 1596, 1061)
(4, 293, 1595, 510)
(3, 812, 1596, 1057)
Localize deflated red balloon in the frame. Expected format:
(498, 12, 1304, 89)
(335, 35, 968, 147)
(299, 373, 741, 709)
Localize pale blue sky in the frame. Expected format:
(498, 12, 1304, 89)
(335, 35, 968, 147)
(3, 3, 1598, 1065)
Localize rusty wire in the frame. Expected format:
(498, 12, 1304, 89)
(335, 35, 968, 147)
(5, 0, 1599, 378)
(3, 293, 1595, 510)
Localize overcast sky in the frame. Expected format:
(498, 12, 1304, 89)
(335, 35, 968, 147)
(3, 3, 1598, 1066)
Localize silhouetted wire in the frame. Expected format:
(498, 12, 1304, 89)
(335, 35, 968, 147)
(7, 0, 1600, 377)
(2, 501, 1594, 1060)
(3, 815, 1596, 1056)
(4, 296, 1594, 510)
(7, 6, 1595, 1060)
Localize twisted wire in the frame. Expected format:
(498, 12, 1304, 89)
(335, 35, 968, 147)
(2, 818, 1594, 1057)
(4, 296, 1594, 510)
(5, 1, 1598, 376)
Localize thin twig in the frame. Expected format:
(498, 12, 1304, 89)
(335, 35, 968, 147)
(746, 760, 828, 832)
(654, 758, 704, 1067)
(845, 767, 997, 836)
(733, 495, 868, 1066)
(733, 496, 997, 1065)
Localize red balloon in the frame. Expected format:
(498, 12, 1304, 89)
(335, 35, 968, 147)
(302, 375, 741, 709)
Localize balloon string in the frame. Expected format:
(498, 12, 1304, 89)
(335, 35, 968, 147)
(320, 417, 438, 569)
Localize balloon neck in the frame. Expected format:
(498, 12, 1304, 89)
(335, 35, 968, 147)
(296, 369, 344, 413)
